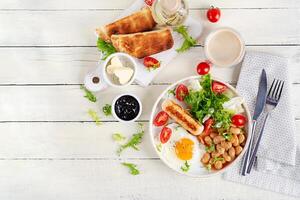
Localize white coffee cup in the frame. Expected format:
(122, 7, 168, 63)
(204, 27, 245, 68)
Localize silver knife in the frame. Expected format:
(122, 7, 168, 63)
(241, 69, 267, 176)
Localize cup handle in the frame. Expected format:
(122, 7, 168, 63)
(84, 64, 108, 92)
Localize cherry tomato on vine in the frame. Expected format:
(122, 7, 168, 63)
(197, 61, 211, 75)
(207, 6, 221, 23)
(231, 114, 247, 127)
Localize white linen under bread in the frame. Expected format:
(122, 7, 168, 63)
(104, 0, 202, 86)
(223, 51, 299, 197)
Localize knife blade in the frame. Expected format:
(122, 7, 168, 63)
(241, 69, 267, 176)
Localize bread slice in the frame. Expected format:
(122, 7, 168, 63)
(96, 7, 156, 42)
(111, 28, 174, 58)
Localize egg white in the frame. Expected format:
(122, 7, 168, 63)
(157, 123, 205, 173)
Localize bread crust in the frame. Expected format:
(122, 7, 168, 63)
(96, 7, 156, 42)
(111, 28, 174, 58)
(162, 99, 204, 136)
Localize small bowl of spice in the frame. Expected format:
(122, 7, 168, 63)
(112, 93, 142, 123)
(103, 53, 137, 87)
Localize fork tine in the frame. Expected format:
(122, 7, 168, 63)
(270, 79, 279, 99)
(268, 79, 276, 97)
(277, 81, 285, 100)
(274, 80, 282, 100)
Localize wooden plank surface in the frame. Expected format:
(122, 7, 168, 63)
(0, 9, 299, 46)
(0, 0, 299, 9)
(0, 0, 299, 199)
(0, 46, 299, 84)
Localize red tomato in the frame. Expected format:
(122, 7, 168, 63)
(143, 56, 160, 69)
(145, 0, 155, 6)
(207, 6, 221, 23)
(153, 111, 169, 126)
(231, 114, 247, 127)
(175, 84, 189, 101)
(197, 61, 211, 75)
(160, 127, 172, 144)
(212, 81, 227, 93)
(203, 118, 214, 136)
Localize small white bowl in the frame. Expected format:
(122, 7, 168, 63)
(102, 53, 137, 88)
(112, 93, 143, 123)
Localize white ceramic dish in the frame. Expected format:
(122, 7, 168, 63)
(112, 93, 142, 123)
(149, 76, 252, 178)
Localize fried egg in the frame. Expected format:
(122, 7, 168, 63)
(158, 123, 205, 173)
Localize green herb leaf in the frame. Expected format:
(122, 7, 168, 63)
(80, 85, 97, 103)
(184, 74, 232, 130)
(210, 157, 225, 164)
(206, 164, 212, 171)
(174, 26, 197, 52)
(156, 143, 162, 152)
(112, 133, 126, 142)
(181, 161, 190, 172)
(97, 38, 116, 60)
(167, 88, 176, 96)
(88, 109, 101, 126)
(223, 133, 232, 141)
(205, 143, 215, 153)
(122, 162, 140, 175)
(117, 123, 144, 155)
(102, 104, 112, 116)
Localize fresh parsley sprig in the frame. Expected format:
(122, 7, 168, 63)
(97, 38, 116, 60)
(88, 109, 101, 126)
(102, 104, 112, 116)
(117, 123, 144, 155)
(80, 85, 97, 103)
(122, 162, 140, 175)
(181, 161, 190, 172)
(174, 25, 197, 52)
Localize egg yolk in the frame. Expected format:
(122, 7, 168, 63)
(175, 138, 194, 160)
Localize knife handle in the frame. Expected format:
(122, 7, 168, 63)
(247, 114, 269, 174)
(240, 120, 256, 176)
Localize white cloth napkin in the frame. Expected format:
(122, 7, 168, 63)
(223, 51, 300, 197)
(111, 0, 203, 86)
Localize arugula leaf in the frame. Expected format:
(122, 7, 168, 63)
(97, 38, 116, 60)
(88, 109, 101, 126)
(112, 133, 126, 142)
(117, 123, 144, 155)
(80, 85, 97, 103)
(184, 74, 232, 130)
(205, 143, 215, 153)
(167, 88, 176, 96)
(102, 104, 112, 116)
(174, 26, 197, 52)
(122, 162, 140, 175)
(181, 161, 190, 172)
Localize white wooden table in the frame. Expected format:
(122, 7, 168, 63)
(0, 0, 299, 199)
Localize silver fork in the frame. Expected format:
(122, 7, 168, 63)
(246, 79, 285, 174)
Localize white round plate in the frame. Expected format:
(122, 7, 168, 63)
(149, 76, 252, 178)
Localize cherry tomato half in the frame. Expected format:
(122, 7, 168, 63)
(143, 56, 160, 69)
(198, 118, 214, 145)
(160, 126, 172, 144)
(175, 84, 189, 101)
(231, 114, 247, 127)
(212, 81, 227, 93)
(153, 111, 169, 126)
(144, 0, 155, 6)
(207, 6, 221, 23)
(197, 61, 211, 75)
